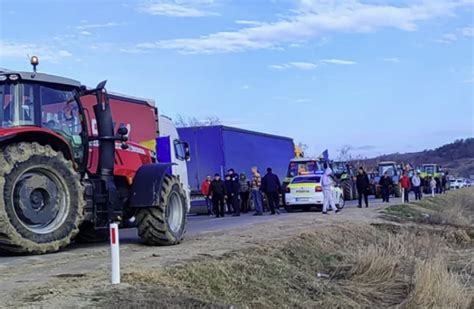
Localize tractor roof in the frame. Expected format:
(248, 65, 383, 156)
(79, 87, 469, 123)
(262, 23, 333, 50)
(379, 161, 397, 165)
(0, 68, 82, 88)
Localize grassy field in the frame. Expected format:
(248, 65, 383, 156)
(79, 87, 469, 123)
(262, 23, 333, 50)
(98, 188, 473, 308)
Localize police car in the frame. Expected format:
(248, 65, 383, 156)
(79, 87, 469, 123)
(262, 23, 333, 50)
(284, 175, 344, 212)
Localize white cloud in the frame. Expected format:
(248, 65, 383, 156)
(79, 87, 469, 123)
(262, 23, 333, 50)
(139, 1, 218, 17)
(270, 59, 355, 70)
(235, 20, 264, 26)
(320, 58, 356, 65)
(76, 22, 123, 30)
(240, 85, 251, 90)
(141, 0, 472, 54)
(436, 33, 458, 44)
(461, 26, 474, 36)
(380, 57, 400, 63)
(80, 31, 92, 36)
(0, 41, 73, 63)
(269, 62, 318, 70)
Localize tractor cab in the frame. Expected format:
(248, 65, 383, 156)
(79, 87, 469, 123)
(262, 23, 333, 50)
(0, 68, 86, 164)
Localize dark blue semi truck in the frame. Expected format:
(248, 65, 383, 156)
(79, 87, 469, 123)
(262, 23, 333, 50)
(177, 126, 294, 212)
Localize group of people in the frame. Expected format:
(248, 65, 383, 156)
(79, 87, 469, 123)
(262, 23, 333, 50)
(200, 167, 283, 218)
(378, 171, 446, 204)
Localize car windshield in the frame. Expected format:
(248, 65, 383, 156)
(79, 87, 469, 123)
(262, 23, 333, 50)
(292, 176, 321, 184)
(379, 164, 396, 177)
(287, 160, 322, 177)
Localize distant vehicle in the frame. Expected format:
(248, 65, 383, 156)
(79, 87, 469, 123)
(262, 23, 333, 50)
(450, 178, 466, 189)
(284, 175, 344, 212)
(463, 179, 471, 187)
(373, 161, 401, 198)
(178, 125, 294, 213)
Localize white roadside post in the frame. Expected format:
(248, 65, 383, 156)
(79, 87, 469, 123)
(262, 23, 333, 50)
(401, 187, 404, 204)
(110, 222, 120, 284)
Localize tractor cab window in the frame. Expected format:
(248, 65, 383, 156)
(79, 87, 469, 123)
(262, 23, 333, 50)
(0, 83, 35, 127)
(379, 165, 396, 177)
(40, 85, 84, 162)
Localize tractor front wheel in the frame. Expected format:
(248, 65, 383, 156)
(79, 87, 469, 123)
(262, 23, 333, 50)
(0, 142, 84, 254)
(136, 175, 187, 245)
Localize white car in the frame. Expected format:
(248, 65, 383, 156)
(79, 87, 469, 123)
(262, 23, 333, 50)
(450, 178, 465, 189)
(284, 175, 344, 212)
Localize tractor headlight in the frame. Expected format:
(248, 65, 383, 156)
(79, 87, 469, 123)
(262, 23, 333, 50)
(0, 75, 7, 81)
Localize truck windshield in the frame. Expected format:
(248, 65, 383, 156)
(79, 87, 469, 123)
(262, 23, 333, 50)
(423, 166, 435, 174)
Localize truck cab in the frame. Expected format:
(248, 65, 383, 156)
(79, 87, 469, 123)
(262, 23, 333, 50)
(157, 115, 191, 212)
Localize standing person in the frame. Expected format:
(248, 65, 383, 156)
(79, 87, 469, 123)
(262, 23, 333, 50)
(412, 172, 422, 200)
(400, 171, 411, 203)
(356, 167, 370, 208)
(251, 167, 263, 216)
(430, 177, 436, 197)
(239, 173, 250, 213)
(435, 177, 441, 194)
(201, 175, 213, 216)
(210, 173, 226, 218)
(441, 176, 447, 194)
(261, 168, 282, 215)
(226, 168, 241, 216)
(321, 162, 340, 214)
(379, 172, 393, 203)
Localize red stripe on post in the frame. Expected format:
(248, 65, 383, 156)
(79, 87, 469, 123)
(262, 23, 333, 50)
(111, 227, 117, 245)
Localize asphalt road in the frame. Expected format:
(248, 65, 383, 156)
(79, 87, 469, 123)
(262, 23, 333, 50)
(0, 195, 407, 266)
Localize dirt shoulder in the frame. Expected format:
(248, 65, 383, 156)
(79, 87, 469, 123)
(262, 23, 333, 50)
(1, 204, 387, 308)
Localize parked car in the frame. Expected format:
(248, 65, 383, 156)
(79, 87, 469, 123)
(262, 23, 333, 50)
(450, 178, 466, 189)
(284, 175, 344, 212)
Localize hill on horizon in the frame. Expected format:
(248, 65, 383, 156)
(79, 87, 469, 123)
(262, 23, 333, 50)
(362, 138, 474, 178)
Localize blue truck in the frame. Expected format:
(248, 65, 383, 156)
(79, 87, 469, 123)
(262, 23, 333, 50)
(177, 126, 294, 212)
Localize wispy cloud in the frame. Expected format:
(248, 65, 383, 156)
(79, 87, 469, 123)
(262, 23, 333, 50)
(240, 85, 251, 90)
(461, 26, 474, 36)
(76, 22, 124, 30)
(379, 57, 400, 63)
(436, 33, 458, 44)
(269, 59, 356, 70)
(0, 41, 72, 63)
(320, 59, 356, 65)
(138, 0, 219, 17)
(235, 20, 264, 26)
(134, 0, 472, 54)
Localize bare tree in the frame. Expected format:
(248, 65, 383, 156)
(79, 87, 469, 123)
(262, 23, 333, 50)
(337, 145, 353, 162)
(174, 114, 222, 127)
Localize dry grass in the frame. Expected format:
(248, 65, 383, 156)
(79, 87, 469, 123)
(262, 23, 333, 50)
(403, 257, 472, 309)
(109, 222, 473, 309)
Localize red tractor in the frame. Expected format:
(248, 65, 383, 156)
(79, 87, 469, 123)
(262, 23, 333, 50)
(0, 58, 189, 254)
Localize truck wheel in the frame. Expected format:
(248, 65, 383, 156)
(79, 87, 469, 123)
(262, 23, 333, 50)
(0, 142, 84, 254)
(136, 175, 187, 245)
(336, 195, 345, 209)
(394, 184, 401, 198)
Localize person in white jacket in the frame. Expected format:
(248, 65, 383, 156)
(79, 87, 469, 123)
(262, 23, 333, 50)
(430, 177, 437, 197)
(321, 162, 340, 215)
(412, 172, 422, 200)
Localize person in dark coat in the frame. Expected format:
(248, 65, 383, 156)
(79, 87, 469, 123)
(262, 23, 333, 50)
(356, 167, 370, 208)
(225, 168, 241, 216)
(379, 172, 393, 202)
(261, 167, 281, 215)
(239, 173, 251, 213)
(210, 173, 226, 218)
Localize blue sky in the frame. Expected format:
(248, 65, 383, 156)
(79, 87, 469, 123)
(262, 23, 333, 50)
(1, 0, 473, 158)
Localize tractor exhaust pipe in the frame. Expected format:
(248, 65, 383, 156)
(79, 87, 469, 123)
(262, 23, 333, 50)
(93, 99, 115, 178)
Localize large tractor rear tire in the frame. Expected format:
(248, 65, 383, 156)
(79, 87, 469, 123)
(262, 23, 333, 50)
(0, 142, 84, 254)
(342, 180, 354, 201)
(136, 175, 187, 245)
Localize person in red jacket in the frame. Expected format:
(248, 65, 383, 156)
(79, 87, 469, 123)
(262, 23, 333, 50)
(400, 171, 411, 203)
(201, 175, 213, 216)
